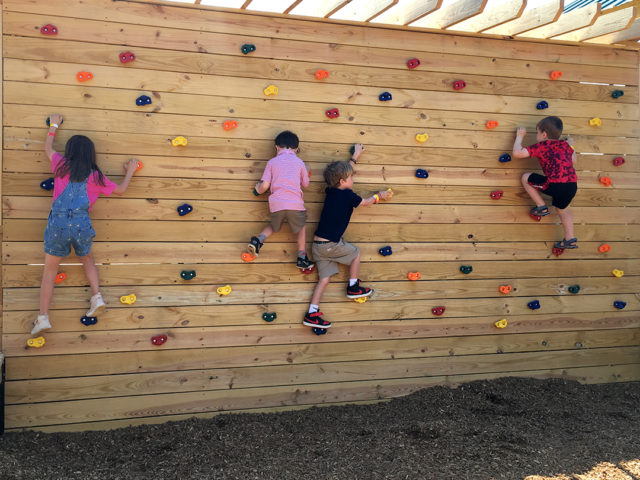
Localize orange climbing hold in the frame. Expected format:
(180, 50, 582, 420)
(407, 272, 421, 281)
(498, 285, 512, 294)
(223, 120, 238, 130)
(54, 272, 66, 284)
(241, 252, 256, 262)
(598, 244, 611, 253)
(549, 71, 562, 80)
(599, 176, 612, 187)
(76, 71, 93, 82)
(315, 69, 329, 79)
(485, 121, 499, 129)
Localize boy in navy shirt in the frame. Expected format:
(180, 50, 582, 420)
(513, 116, 578, 249)
(303, 144, 392, 329)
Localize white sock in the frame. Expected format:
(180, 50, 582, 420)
(308, 304, 319, 314)
(349, 278, 358, 287)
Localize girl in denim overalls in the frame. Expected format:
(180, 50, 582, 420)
(32, 114, 139, 335)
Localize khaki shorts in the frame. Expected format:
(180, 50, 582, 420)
(271, 210, 306, 233)
(312, 238, 359, 279)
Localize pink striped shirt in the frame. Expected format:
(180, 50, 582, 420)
(261, 150, 309, 212)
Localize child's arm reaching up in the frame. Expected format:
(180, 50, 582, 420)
(45, 113, 64, 160)
(512, 127, 530, 159)
(360, 188, 392, 207)
(566, 136, 577, 164)
(113, 159, 139, 196)
(254, 180, 270, 195)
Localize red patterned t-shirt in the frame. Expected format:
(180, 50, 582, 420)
(526, 140, 577, 183)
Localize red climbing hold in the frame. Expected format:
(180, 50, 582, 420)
(530, 213, 541, 222)
(151, 335, 168, 346)
(490, 190, 503, 200)
(407, 58, 420, 69)
(40, 24, 58, 35)
(552, 247, 564, 256)
(119, 51, 135, 63)
(453, 80, 466, 90)
(431, 306, 445, 316)
(613, 157, 625, 166)
(549, 71, 562, 80)
(325, 108, 340, 119)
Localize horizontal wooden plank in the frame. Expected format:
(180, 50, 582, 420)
(6, 331, 640, 403)
(4, 0, 637, 69)
(3, 300, 639, 356)
(6, 57, 638, 106)
(4, 219, 640, 243)
(7, 313, 639, 379)
(4, 346, 638, 427)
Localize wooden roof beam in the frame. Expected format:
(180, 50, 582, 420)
(410, 0, 488, 30)
(369, 0, 443, 25)
(329, 0, 398, 22)
(517, 1, 600, 39)
(552, 6, 637, 41)
(448, 0, 527, 33)
(585, 17, 640, 44)
(483, 0, 563, 36)
(287, 0, 352, 17)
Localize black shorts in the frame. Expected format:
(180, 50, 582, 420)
(528, 173, 577, 210)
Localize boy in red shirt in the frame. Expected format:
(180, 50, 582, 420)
(512, 116, 578, 249)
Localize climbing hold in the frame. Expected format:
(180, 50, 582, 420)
(378, 246, 392, 256)
(499, 285, 512, 295)
(611, 90, 624, 99)
(223, 120, 238, 131)
(415, 169, 429, 178)
(241, 44, 256, 55)
(490, 190, 503, 200)
(613, 300, 627, 310)
(177, 203, 193, 216)
(354, 297, 368, 303)
(312, 327, 327, 335)
(536, 101, 548, 110)
(549, 71, 562, 80)
(552, 247, 564, 256)
(263, 85, 278, 96)
(415, 133, 429, 143)
(385, 188, 393, 198)
(530, 213, 542, 222)
(527, 300, 540, 310)
(40, 24, 58, 35)
(241, 252, 256, 262)
(499, 153, 511, 163)
(406, 58, 420, 69)
(612, 157, 625, 166)
(589, 117, 602, 127)
(453, 80, 466, 90)
(315, 69, 329, 80)
(217, 285, 232, 296)
(76, 71, 93, 82)
(349, 145, 355, 155)
(46, 117, 63, 127)
(612, 269, 624, 278)
(431, 306, 445, 316)
(180, 270, 196, 280)
(459, 265, 472, 274)
(27, 336, 46, 348)
(136, 95, 152, 106)
(494, 319, 508, 329)
(80, 315, 98, 326)
(379, 92, 392, 101)
(253, 188, 260, 196)
(54, 272, 66, 284)
(135, 161, 143, 171)
(171, 136, 188, 147)
(325, 108, 340, 119)
(568, 285, 580, 294)
(485, 120, 499, 129)
(119, 51, 135, 63)
(40, 177, 55, 191)
(407, 272, 421, 281)
(262, 312, 277, 322)
(120, 294, 137, 305)
(151, 335, 168, 346)
(599, 176, 612, 187)
(598, 244, 611, 253)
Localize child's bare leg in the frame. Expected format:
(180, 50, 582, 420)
(40, 254, 63, 314)
(296, 225, 307, 253)
(311, 276, 331, 306)
(259, 225, 274, 239)
(555, 207, 575, 240)
(79, 252, 100, 296)
(349, 251, 361, 280)
(521, 173, 546, 207)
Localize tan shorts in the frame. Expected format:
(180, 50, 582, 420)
(312, 238, 359, 279)
(271, 210, 306, 233)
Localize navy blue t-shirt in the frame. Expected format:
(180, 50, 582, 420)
(315, 188, 362, 242)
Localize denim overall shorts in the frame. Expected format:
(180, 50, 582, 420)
(44, 177, 96, 257)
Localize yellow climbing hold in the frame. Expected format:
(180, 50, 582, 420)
(494, 319, 508, 329)
(120, 294, 137, 305)
(217, 285, 232, 296)
(27, 336, 46, 348)
(354, 297, 367, 303)
(612, 269, 624, 278)
(263, 85, 279, 96)
(171, 136, 188, 146)
(415, 133, 429, 143)
(589, 117, 602, 127)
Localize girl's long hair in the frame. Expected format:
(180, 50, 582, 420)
(54, 135, 106, 186)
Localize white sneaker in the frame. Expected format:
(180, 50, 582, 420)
(31, 314, 52, 335)
(86, 293, 106, 316)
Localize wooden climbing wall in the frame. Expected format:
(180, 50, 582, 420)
(1, 0, 639, 432)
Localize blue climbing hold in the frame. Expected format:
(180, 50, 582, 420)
(312, 327, 327, 335)
(415, 169, 429, 179)
(379, 92, 392, 101)
(459, 265, 472, 274)
(80, 315, 98, 326)
(262, 312, 277, 322)
(177, 203, 193, 216)
(241, 44, 256, 55)
(527, 300, 540, 310)
(136, 95, 152, 106)
(180, 270, 196, 280)
(499, 153, 511, 163)
(40, 177, 55, 191)
(568, 285, 580, 294)
(611, 90, 624, 99)
(613, 300, 626, 309)
(536, 100, 549, 110)
(378, 246, 392, 256)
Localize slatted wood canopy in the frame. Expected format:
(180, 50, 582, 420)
(0, 0, 638, 432)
